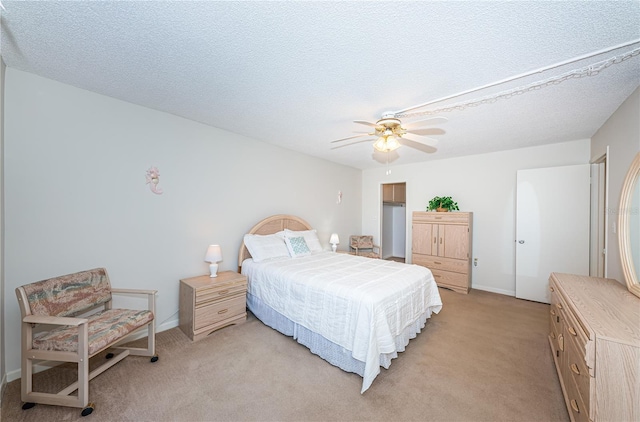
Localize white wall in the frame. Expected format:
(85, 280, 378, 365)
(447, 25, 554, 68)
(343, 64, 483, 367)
(363, 139, 591, 295)
(591, 87, 640, 283)
(0, 57, 5, 405)
(2, 69, 362, 380)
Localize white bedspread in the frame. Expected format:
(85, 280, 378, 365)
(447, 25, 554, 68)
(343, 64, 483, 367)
(242, 252, 442, 392)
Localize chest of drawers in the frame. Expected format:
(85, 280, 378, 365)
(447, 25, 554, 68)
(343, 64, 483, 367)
(411, 211, 472, 293)
(179, 271, 247, 342)
(549, 273, 640, 422)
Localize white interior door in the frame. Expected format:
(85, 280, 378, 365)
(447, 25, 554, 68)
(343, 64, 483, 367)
(515, 164, 590, 303)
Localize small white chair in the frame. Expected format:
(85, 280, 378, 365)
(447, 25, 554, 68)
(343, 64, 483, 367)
(349, 235, 381, 258)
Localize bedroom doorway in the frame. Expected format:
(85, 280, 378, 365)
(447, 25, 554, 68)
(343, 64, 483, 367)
(381, 183, 406, 262)
(590, 150, 608, 278)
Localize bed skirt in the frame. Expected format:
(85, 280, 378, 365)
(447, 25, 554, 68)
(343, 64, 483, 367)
(246, 292, 433, 392)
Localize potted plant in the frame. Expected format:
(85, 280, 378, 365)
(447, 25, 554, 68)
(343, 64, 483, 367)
(428, 196, 459, 212)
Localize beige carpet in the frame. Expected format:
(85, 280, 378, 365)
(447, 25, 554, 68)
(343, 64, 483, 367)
(1, 288, 569, 422)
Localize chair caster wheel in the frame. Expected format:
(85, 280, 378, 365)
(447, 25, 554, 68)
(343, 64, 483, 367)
(150, 355, 159, 363)
(105, 353, 114, 359)
(81, 403, 95, 416)
(22, 402, 36, 410)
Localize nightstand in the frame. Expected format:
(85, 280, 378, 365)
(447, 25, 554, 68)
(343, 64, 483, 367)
(179, 271, 247, 342)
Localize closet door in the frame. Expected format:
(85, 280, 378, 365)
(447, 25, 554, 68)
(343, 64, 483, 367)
(515, 164, 590, 303)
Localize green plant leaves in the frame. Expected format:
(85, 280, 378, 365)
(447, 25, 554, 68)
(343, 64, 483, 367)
(427, 196, 459, 211)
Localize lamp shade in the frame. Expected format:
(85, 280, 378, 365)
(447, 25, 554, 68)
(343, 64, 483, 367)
(329, 233, 340, 245)
(386, 135, 400, 151)
(204, 245, 222, 263)
(373, 137, 387, 152)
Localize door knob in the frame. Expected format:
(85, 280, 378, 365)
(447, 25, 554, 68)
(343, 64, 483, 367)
(518, 240, 525, 244)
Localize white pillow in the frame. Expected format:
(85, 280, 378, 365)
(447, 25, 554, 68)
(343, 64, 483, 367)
(284, 236, 311, 258)
(284, 229, 323, 253)
(243, 233, 290, 262)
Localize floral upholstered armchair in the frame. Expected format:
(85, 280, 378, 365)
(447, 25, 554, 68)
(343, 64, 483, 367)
(349, 235, 381, 259)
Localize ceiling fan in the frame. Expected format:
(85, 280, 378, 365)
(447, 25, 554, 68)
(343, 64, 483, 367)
(331, 112, 447, 154)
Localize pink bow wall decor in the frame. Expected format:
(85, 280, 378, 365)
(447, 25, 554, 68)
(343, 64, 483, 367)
(145, 166, 163, 195)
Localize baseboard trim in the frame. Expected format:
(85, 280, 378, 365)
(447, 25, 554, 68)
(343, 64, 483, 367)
(6, 318, 180, 383)
(472, 284, 515, 297)
(1, 372, 7, 408)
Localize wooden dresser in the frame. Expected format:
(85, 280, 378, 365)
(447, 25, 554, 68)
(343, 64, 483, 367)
(549, 273, 640, 422)
(179, 271, 247, 342)
(411, 211, 472, 293)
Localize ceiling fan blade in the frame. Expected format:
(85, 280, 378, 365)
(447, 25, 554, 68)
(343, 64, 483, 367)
(330, 138, 375, 150)
(402, 134, 439, 146)
(405, 128, 446, 136)
(330, 133, 374, 143)
(354, 120, 383, 129)
(403, 116, 448, 128)
(400, 135, 438, 153)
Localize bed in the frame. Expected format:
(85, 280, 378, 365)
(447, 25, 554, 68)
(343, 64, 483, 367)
(238, 215, 442, 393)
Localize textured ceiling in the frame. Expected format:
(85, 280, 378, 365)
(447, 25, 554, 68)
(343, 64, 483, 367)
(1, 1, 639, 169)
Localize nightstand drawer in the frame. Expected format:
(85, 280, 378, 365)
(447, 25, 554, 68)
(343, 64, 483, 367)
(194, 294, 246, 330)
(196, 283, 246, 305)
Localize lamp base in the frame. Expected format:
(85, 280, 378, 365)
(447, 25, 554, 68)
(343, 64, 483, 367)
(209, 263, 219, 277)
(331, 244, 337, 252)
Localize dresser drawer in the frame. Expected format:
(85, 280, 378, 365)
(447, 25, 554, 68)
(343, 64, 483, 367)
(196, 282, 246, 306)
(431, 269, 468, 289)
(565, 330, 593, 418)
(562, 305, 591, 372)
(565, 374, 589, 422)
(549, 283, 562, 340)
(413, 212, 471, 224)
(550, 302, 562, 336)
(194, 294, 246, 330)
(414, 255, 468, 274)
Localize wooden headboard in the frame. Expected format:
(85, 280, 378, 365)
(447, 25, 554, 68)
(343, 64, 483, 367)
(237, 214, 312, 271)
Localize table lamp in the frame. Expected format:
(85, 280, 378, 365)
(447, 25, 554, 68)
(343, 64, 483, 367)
(205, 245, 222, 277)
(329, 233, 340, 252)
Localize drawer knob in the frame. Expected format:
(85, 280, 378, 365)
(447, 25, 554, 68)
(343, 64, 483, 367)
(218, 290, 229, 295)
(551, 332, 556, 339)
(434, 261, 442, 265)
(557, 303, 563, 310)
(570, 399, 580, 413)
(550, 286, 555, 292)
(571, 363, 580, 375)
(218, 309, 228, 315)
(568, 326, 577, 336)
(550, 309, 556, 316)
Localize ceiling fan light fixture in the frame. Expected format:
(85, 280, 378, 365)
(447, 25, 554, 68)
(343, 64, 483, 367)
(373, 137, 388, 152)
(336, 113, 445, 155)
(373, 135, 400, 152)
(386, 135, 400, 151)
